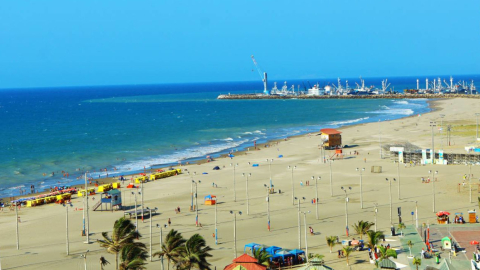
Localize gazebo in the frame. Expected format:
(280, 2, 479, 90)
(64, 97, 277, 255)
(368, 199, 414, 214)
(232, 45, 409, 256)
(296, 257, 333, 270)
(265, 246, 282, 255)
(224, 254, 266, 270)
(377, 259, 397, 269)
(244, 243, 260, 255)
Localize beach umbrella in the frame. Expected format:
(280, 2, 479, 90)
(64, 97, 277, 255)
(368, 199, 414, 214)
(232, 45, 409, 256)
(470, 240, 479, 245)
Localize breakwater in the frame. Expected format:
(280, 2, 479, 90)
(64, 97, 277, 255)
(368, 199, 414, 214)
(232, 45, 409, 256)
(217, 93, 479, 100)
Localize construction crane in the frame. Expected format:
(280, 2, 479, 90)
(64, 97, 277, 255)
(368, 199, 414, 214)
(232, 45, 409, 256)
(251, 55, 269, 95)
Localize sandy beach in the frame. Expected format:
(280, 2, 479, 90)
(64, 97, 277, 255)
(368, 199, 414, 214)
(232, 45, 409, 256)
(1, 97, 480, 270)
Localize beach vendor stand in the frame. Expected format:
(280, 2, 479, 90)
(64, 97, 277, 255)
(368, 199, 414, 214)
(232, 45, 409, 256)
(97, 183, 112, 193)
(469, 210, 477, 223)
(436, 211, 450, 224)
(204, 195, 217, 205)
(78, 188, 95, 197)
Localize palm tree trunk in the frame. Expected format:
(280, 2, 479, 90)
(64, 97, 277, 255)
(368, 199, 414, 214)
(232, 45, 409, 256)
(167, 258, 170, 270)
(346, 255, 349, 266)
(116, 253, 119, 270)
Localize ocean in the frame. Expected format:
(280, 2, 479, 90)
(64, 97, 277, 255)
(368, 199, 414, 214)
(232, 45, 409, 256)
(0, 75, 477, 197)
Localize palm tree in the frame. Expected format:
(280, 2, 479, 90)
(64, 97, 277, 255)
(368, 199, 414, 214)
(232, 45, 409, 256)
(326, 236, 337, 253)
(100, 256, 110, 270)
(119, 243, 148, 270)
(253, 248, 272, 267)
(352, 220, 374, 239)
(342, 247, 353, 266)
(407, 240, 414, 257)
(378, 246, 397, 261)
(175, 234, 212, 270)
(365, 230, 384, 249)
(97, 217, 142, 270)
(153, 229, 186, 270)
(412, 257, 422, 270)
(397, 223, 406, 236)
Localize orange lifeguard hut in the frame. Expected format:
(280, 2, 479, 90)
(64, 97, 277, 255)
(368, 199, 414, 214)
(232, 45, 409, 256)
(204, 195, 217, 205)
(320, 128, 342, 149)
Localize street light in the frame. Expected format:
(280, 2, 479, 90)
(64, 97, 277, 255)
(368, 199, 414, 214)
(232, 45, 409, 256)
(312, 176, 320, 219)
(230, 210, 242, 258)
(266, 159, 274, 188)
(476, 113, 480, 141)
(187, 171, 196, 211)
(131, 191, 141, 233)
(301, 211, 311, 263)
(288, 166, 297, 205)
(295, 196, 306, 249)
(385, 178, 396, 224)
(414, 201, 418, 229)
(356, 168, 365, 209)
(230, 163, 239, 202)
(80, 250, 89, 270)
(379, 120, 383, 159)
(329, 160, 334, 196)
(341, 186, 352, 236)
(242, 173, 251, 214)
(264, 184, 271, 231)
(430, 122, 436, 164)
(156, 224, 167, 270)
(428, 170, 438, 212)
(373, 203, 378, 232)
(146, 207, 158, 262)
(192, 180, 199, 226)
(467, 163, 473, 203)
(394, 161, 401, 200)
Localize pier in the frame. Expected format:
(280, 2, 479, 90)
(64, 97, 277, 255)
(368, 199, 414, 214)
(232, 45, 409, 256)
(217, 93, 480, 100)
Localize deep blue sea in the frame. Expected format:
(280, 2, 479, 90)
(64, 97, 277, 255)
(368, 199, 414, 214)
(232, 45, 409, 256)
(0, 75, 478, 197)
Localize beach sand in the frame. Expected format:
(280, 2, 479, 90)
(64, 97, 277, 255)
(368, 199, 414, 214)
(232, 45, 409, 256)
(1, 98, 480, 270)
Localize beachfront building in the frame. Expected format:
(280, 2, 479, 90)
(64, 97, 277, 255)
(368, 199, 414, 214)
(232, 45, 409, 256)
(224, 254, 267, 270)
(320, 129, 342, 148)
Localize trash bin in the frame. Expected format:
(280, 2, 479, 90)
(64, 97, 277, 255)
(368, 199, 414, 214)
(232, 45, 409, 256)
(279, 189, 281, 194)
(391, 226, 396, 236)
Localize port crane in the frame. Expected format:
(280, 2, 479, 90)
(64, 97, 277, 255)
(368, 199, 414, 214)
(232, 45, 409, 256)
(251, 55, 269, 95)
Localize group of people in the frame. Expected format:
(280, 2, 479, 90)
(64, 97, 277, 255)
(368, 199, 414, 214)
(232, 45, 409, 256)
(453, 215, 465, 223)
(271, 255, 303, 268)
(174, 206, 181, 214)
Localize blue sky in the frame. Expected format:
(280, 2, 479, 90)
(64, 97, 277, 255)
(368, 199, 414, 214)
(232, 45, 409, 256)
(0, 0, 478, 88)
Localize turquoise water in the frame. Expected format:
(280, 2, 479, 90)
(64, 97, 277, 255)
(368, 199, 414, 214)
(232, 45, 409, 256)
(0, 76, 465, 196)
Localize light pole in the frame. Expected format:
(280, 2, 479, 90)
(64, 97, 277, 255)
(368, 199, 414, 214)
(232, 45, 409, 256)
(230, 163, 239, 202)
(379, 120, 383, 159)
(341, 186, 352, 236)
(156, 224, 167, 270)
(266, 159, 274, 188)
(302, 211, 311, 262)
(84, 173, 91, 244)
(264, 184, 271, 231)
(414, 201, 418, 229)
(430, 121, 436, 164)
(468, 163, 473, 203)
(288, 166, 297, 205)
(147, 207, 158, 262)
(329, 160, 334, 196)
(188, 171, 196, 211)
(141, 180, 144, 223)
(476, 113, 480, 141)
(15, 201, 19, 250)
(80, 250, 89, 270)
(386, 178, 396, 224)
(192, 180, 199, 226)
(131, 191, 141, 233)
(356, 168, 365, 209)
(373, 203, 378, 232)
(312, 176, 320, 219)
(230, 210, 242, 258)
(242, 173, 251, 214)
(428, 170, 438, 212)
(396, 160, 401, 200)
(66, 206, 69, 255)
(440, 114, 445, 148)
(295, 196, 305, 249)
(215, 197, 218, 245)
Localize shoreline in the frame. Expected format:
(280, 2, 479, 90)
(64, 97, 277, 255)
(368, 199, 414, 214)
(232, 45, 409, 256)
(2, 98, 438, 203)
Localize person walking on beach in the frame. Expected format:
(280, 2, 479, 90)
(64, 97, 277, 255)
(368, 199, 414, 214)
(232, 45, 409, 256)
(168, 218, 171, 226)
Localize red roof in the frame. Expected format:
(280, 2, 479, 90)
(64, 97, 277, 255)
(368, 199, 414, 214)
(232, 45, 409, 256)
(320, 128, 342, 135)
(224, 254, 267, 270)
(232, 254, 259, 263)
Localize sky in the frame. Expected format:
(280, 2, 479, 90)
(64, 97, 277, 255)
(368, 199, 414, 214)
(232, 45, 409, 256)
(0, 0, 479, 88)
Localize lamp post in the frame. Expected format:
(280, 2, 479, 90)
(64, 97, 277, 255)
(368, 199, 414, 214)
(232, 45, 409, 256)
(415, 201, 418, 229)
(131, 191, 141, 233)
(329, 160, 334, 196)
(187, 172, 196, 211)
(428, 170, 438, 212)
(468, 163, 473, 203)
(312, 176, 320, 219)
(440, 114, 445, 148)
(302, 211, 311, 263)
(81, 250, 89, 270)
(66, 206, 69, 255)
(230, 163, 239, 202)
(15, 201, 19, 250)
(476, 113, 480, 141)
(396, 160, 401, 200)
(156, 224, 167, 270)
(430, 122, 436, 164)
(147, 207, 158, 262)
(385, 178, 396, 224)
(84, 173, 91, 244)
(266, 159, 274, 188)
(264, 184, 271, 231)
(242, 173, 251, 214)
(356, 168, 365, 209)
(230, 211, 242, 258)
(379, 120, 383, 159)
(341, 186, 352, 236)
(373, 203, 378, 232)
(215, 197, 218, 245)
(288, 166, 297, 205)
(295, 196, 305, 249)
(192, 180, 199, 226)
(141, 180, 144, 223)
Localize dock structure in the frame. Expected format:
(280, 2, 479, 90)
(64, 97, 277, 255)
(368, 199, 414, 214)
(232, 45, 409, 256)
(217, 93, 480, 100)
(388, 150, 480, 165)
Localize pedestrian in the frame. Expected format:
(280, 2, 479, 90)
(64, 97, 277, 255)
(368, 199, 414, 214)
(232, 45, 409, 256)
(168, 218, 171, 226)
(364, 158, 366, 163)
